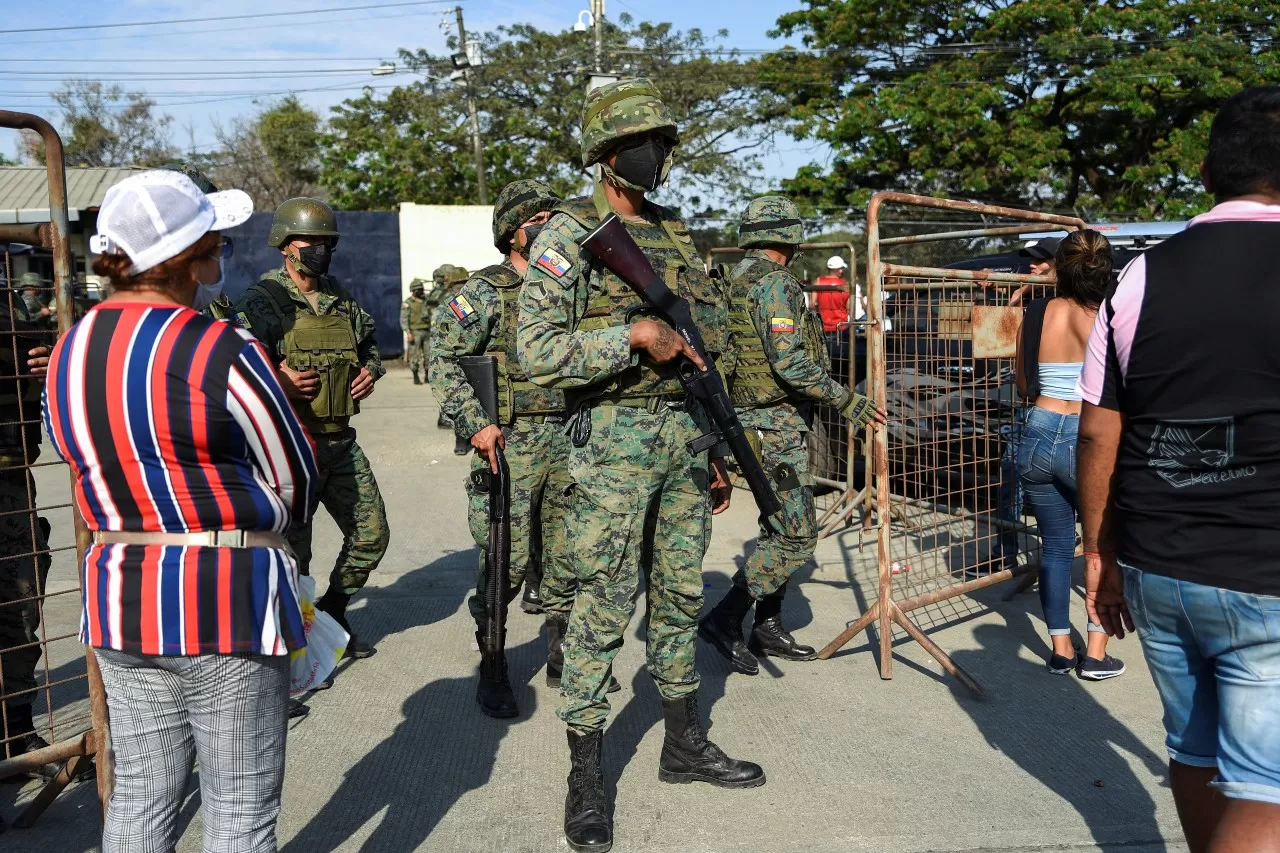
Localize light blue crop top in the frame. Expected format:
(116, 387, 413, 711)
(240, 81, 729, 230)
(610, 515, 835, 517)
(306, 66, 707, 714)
(1038, 362, 1084, 402)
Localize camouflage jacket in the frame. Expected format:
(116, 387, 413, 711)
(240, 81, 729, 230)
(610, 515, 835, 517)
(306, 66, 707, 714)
(734, 251, 851, 433)
(230, 266, 384, 380)
(431, 261, 565, 437)
(203, 293, 234, 321)
(400, 293, 431, 333)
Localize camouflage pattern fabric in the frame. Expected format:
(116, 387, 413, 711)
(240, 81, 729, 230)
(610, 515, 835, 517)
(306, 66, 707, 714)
(737, 195, 804, 249)
(288, 430, 389, 595)
(735, 428, 814, 599)
(491, 179, 561, 252)
(20, 292, 43, 322)
(202, 293, 234, 321)
(400, 291, 431, 373)
(465, 418, 575, 624)
(0, 463, 50, 710)
(429, 263, 575, 621)
(579, 78, 679, 167)
(518, 195, 723, 733)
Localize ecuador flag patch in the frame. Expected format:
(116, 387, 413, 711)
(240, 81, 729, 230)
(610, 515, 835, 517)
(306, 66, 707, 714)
(449, 295, 478, 325)
(536, 248, 571, 277)
(770, 317, 795, 333)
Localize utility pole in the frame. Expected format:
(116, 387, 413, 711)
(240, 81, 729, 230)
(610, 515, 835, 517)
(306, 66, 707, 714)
(454, 5, 489, 205)
(593, 0, 604, 74)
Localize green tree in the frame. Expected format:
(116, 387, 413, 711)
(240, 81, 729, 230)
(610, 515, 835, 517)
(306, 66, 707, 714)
(768, 0, 1280, 219)
(322, 15, 787, 210)
(24, 80, 176, 167)
(209, 96, 323, 209)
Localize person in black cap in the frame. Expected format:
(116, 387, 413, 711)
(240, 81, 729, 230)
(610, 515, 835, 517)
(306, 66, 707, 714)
(1020, 236, 1063, 277)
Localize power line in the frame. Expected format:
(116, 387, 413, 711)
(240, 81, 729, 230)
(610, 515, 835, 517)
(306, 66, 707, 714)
(0, 57, 388, 63)
(0, 1, 465, 35)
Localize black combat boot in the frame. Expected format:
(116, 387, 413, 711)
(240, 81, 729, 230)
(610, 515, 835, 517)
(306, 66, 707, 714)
(316, 590, 375, 659)
(476, 632, 518, 719)
(564, 729, 612, 853)
(454, 435, 472, 456)
(412, 368, 422, 385)
(698, 582, 759, 675)
(2, 703, 61, 782)
(437, 412, 450, 430)
(658, 694, 765, 788)
(748, 582, 817, 661)
(521, 582, 544, 614)
(546, 615, 619, 693)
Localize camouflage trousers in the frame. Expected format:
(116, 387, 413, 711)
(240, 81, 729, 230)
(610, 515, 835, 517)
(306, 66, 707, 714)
(406, 328, 430, 374)
(737, 428, 816, 600)
(559, 404, 712, 733)
(290, 429, 390, 596)
(0, 468, 50, 710)
(466, 417, 575, 628)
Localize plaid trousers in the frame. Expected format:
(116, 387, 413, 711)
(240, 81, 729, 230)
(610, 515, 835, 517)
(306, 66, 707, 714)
(95, 649, 290, 853)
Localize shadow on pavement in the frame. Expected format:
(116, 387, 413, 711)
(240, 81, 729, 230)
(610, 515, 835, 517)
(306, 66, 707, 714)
(948, 615, 1172, 851)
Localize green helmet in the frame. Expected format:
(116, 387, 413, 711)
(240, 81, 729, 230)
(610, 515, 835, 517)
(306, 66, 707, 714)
(447, 266, 469, 285)
(492, 179, 561, 252)
(432, 264, 453, 284)
(267, 197, 340, 249)
(580, 78, 679, 168)
(410, 278, 426, 292)
(738, 195, 804, 249)
(164, 162, 218, 194)
(19, 272, 42, 289)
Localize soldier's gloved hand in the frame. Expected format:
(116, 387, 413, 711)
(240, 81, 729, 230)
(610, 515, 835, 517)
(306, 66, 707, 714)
(351, 367, 376, 401)
(841, 392, 886, 430)
(277, 361, 321, 402)
(472, 425, 505, 474)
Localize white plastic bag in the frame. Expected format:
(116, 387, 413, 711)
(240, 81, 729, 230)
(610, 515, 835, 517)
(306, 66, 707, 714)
(290, 575, 349, 694)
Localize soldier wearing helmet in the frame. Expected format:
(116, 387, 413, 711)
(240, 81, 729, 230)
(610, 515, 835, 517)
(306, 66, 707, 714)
(428, 178, 595, 718)
(401, 279, 432, 386)
(423, 264, 457, 429)
(229, 197, 389, 661)
(700, 196, 882, 680)
(516, 78, 763, 852)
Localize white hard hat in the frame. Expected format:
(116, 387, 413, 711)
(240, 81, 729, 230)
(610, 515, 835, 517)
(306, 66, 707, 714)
(91, 170, 253, 274)
(826, 255, 848, 270)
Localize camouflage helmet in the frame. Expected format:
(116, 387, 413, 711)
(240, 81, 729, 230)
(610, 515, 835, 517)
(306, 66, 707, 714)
(492, 179, 561, 252)
(447, 266, 469, 285)
(164, 162, 218, 194)
(267, 197, 340, 249)
(19, 272, 42, 289)
(410, 278, 426, 292)
(738, 195, 804, 249)
(432, 264, 453, 284)
(580, 78, 679, 168)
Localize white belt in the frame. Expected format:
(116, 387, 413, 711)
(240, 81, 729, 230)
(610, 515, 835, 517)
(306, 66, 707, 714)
(91, 530, 292, 552)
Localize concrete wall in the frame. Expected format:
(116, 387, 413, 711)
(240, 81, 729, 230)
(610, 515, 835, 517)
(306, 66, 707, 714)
(398, 203, 505, 299)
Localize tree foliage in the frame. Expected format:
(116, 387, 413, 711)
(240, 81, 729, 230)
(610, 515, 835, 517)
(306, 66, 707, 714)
(208, 96, 324, 210)
(321, 15, 788, 210)
(767, 0, 1280, 219)
(24, 80, 176, 168)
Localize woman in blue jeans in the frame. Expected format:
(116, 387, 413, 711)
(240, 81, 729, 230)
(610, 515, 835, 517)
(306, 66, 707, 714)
(1015, 230, 1125, 680)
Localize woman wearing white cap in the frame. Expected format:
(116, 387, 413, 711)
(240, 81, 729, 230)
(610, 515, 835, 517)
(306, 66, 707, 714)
(42, 171, 318, 852)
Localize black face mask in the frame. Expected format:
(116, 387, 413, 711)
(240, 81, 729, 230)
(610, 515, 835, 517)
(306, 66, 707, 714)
(611, 137, 668, 192)
(295, 243, 333, 277)
(518, 223, 545, 257)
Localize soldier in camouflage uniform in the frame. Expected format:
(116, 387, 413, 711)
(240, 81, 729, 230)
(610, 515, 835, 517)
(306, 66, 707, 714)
(230, 197, 389, 659)
(401, 280, 432, 385)
(436, 265, 475, 454)
(425, 265, 456, 429)
(429, 179, 580, 718)
(700, 197, 882, 677)
(517, 78, 764, 853)
(0, 284, 58, 787)
(19, 273, 53, 329)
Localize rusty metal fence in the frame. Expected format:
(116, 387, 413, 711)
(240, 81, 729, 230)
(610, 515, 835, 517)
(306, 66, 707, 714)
(706, 242, 870, 523)
(0, 111, 110, 828)
(815, 193, 1086, 694)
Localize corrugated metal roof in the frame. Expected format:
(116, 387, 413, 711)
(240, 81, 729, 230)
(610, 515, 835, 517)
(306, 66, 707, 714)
(0, 166, 140, 224)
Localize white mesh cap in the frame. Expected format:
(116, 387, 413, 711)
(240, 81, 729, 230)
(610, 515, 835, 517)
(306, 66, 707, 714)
(92, 170, 253, 274)
(826, 255, 848, 270)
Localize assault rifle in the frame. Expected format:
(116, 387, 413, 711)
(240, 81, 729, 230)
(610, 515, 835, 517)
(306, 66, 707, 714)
(459, 356, 510, 678)
(578, 214, 783, 518)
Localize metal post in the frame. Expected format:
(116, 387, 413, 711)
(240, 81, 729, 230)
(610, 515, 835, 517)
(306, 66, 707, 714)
(455, 5, 488, 206)
(593, 0, 605, 74)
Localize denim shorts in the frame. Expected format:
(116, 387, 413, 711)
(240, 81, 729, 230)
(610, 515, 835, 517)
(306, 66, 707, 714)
(1123, 564, 1280, 805)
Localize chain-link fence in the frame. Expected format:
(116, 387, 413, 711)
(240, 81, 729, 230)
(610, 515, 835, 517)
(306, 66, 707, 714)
(815, 193, 1086, 694)
(0, 110, 109, 829)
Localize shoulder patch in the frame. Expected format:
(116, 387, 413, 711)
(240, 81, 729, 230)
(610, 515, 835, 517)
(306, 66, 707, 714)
(770, 317, 796, 333)
(233, 312, 253, 330)
(449, 295, 480, 325)
(535, 248, 572, 278)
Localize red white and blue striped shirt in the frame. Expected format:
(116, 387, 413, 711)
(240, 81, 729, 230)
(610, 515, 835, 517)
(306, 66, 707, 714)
(43, 303, 318, 656)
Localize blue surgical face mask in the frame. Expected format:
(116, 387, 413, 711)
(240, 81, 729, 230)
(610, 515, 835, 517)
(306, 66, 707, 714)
(192, 260, 225, 311)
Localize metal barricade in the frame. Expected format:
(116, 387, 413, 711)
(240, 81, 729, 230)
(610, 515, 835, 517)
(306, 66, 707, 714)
(817, 193, 1086, 694)
(0, 111, 110, 827)
(706, 242, 869, 532)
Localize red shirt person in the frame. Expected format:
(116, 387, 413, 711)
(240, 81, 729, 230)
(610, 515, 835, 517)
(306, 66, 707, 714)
(813, 255, 852, 333)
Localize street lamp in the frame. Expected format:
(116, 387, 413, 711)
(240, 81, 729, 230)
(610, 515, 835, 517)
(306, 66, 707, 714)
(573, 10, 592, 33)
(371, 63, 397, 76)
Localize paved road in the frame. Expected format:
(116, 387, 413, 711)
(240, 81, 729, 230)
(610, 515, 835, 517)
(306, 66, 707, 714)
(10, 367, 1187, 853)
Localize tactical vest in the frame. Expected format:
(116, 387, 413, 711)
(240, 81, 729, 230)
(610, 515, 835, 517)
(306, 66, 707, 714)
(471, 264, 565, 424)
(406, 296, 431, 331)
(726, 256, 829, 409)
(257, 278, 360, 435)
(556, 184, 726, 402)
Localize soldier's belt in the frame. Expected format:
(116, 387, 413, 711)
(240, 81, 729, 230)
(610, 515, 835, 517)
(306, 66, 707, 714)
(593, 393, 689, 413)
(512, 413, 566, 424)
(92, 530, 293, 552)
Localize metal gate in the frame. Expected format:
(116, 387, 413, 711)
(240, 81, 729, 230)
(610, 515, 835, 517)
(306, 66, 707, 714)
(816, 193, 1086, 694)
(0, 111, 110, 827)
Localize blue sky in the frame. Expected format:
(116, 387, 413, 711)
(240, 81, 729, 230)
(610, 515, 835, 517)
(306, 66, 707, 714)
(0, 0, 825, 187)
